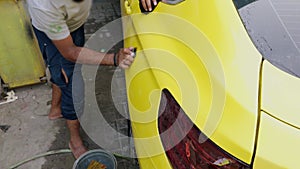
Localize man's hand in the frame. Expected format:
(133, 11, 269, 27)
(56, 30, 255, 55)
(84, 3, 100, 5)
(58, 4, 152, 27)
(140, 0, 158, 11)
(116, 47, 135, 69)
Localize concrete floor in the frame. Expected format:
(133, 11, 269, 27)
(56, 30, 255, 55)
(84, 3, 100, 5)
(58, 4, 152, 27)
(0, 0, 139, 168)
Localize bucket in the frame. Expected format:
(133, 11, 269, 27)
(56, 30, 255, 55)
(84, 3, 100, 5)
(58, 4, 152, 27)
(72, 149, 117, 169)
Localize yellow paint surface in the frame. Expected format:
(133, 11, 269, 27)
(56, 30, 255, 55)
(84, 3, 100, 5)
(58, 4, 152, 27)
(121, 0, 265, 168)
(0, 0, 45, 88)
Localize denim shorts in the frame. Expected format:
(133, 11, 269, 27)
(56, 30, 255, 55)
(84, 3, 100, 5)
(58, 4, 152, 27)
(33, 26, 85, 120)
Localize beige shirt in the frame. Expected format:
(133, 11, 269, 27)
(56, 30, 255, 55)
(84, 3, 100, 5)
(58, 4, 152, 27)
(27, 0, 92, 40)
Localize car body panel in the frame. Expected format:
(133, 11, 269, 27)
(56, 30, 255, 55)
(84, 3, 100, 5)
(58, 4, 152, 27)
(121, 0, 263, 168)
(261, 61, 300, 129)
(254, 111, 300, 169)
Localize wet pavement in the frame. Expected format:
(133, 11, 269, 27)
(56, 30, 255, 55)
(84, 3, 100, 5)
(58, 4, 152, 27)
(0, 0, 139, 168)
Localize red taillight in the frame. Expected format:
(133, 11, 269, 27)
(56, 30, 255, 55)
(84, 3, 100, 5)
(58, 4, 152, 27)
(158, 90, 250, 169)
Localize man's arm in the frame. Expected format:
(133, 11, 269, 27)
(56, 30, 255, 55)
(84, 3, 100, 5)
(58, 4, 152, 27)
(52, 34, 134, 68)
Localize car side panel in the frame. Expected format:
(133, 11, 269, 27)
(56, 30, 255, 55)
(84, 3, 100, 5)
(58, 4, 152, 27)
(253, 112, 300, 169)
(122, 0, 262, 167)
(261, 61, 300, 128)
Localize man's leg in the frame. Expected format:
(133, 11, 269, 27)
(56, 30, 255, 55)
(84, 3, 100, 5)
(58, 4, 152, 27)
(48, 84, 63, 120)
(61, 25, 86, 159)
(67, 119, 87, 159)
(31, 27, 63, 120)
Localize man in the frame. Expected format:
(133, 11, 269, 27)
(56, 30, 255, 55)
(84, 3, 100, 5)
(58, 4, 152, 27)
(27, 0, 135, 159)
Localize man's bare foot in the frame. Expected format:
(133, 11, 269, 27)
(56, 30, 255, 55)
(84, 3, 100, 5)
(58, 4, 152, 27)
(48, 107, 63, 120)
(69, 141, 88, 159)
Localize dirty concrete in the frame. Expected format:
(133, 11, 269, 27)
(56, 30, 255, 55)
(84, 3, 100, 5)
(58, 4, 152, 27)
(0, 0, 139, 168)
(0, 84, 58, 169)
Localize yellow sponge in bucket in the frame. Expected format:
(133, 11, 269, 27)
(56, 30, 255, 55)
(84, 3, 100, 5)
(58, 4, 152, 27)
(73, 149, 117, 169)
(87, 160, 106, 169)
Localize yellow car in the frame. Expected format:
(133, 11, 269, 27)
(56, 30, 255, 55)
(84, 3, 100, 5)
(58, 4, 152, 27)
(121, 0, 300, 168)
